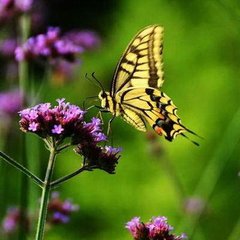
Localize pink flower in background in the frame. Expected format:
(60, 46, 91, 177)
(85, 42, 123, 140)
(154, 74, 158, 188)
(0, 0, 32, 21)
(15, 27, 100, 63)
(0, 89, 22, 117)
(2, 207, 29, 234)
(47, 192, 79, 224)
(0, 39, 17, 57)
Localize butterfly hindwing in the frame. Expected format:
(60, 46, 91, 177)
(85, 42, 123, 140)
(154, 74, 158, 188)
(111, 25, 164, 94)
(116, 87, 188, 141)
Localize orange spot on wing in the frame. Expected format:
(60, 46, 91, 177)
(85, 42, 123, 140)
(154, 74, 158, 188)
(154, 125, 163, 135)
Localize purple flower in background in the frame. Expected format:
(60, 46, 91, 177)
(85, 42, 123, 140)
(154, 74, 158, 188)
(2, 208, 19, 233)
(64, 30, 100, 50)
(2, 207, 29, 234)
(0, 89, 22, 117)
(15, 27, 100, 63)
(47, 192, 79, 224)
(183, 197, 205, 215)
(126, 216, 187, 240)
(0, 0, 32, 21)
(0, 39, 17, 57)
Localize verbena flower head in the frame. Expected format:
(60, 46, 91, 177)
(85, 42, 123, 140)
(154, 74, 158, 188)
(2, 207, 29, 234)
(126, 216, 187, 240)
(19, 98, 85, 139)
(19, 99, 121, 173)
(126, 217, 148, 239)
(0, 0, 32, 21)
(64, 30, 100, 50)
(75, 144, 121, 174)
(15, 27, 100, 63)
(0, 89, 22, 117)
(47, 192, 79, 224)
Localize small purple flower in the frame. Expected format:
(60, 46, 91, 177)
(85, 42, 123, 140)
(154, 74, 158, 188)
(52, 212, 69, 224)
(82, 117, 107, 142)
(105, 146, 122, 155)
(28, 122, 38, 131)
(47, 192, 79, 224)
(52, 124, 64, 134)
(148, 216, 173, 238)
(126, 216, 187, 240)
(126, 217, 148, 239)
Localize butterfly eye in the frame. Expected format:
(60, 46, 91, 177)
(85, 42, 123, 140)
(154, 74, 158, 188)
(100, 91, 107, 98)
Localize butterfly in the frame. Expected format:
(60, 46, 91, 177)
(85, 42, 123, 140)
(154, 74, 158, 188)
(98, 25, 198, 145)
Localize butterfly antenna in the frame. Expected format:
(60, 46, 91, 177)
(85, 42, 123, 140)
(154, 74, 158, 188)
(85, 72, 105, 92)
(85, 73, 98, 87)
(91, 72, 105, 92)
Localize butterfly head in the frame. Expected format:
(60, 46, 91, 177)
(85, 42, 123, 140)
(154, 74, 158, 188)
(98, 90, 112, 110)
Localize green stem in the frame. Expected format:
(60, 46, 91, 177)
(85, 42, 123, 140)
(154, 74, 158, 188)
(0, 151, 43, 187)
(51, 165, 90, 188)
(18, 13, 30, 240)
(35, 143, 57, 240)
(19, 14, 30, 97)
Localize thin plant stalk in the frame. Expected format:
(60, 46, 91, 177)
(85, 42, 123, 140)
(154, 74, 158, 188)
(51, 164, 90, 188)
(35, 140, 57, 240)
(18, 13, 30, 240)
(0, 151, 43, 187)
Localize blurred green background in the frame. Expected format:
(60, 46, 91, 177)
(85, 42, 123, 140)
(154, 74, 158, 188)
(1, 0, 240, 239)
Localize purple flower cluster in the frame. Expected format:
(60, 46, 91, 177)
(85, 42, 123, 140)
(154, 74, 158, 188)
(19, 99, 121, 173)
(126, 216, 187, 240)
(75, 144, 121, 174)
(0, 89, 22, 117)
(64, 30, 100, 50)
(19, 98, 85, 139)
(47, 192, 79, 224)
(0, 0, 32, 21)
(15, 27, 99, 63)
(2, 207, 29, 234)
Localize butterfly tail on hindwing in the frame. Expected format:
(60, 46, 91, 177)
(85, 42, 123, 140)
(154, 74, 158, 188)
(149, 91, 200, 146)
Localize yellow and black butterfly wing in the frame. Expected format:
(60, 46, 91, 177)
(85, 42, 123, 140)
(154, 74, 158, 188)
(120, 108, 147, 132)
(111, 25, 164, 94)
(116, 87, 196, 142)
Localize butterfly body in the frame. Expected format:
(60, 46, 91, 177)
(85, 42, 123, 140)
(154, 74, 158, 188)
(98, 25, 197, 143)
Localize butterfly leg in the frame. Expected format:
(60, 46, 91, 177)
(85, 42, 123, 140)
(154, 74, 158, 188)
(107, 115, 115, 137)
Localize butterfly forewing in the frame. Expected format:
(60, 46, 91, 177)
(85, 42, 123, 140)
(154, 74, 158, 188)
(111, 25, 164, 94)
